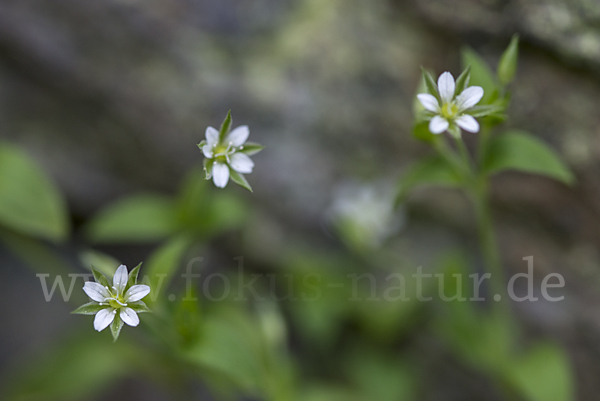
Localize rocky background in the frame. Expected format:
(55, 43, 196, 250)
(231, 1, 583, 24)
(2, 0, 600, 400)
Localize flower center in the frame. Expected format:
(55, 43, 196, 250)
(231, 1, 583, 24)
(103, 286, 127, 309)
(213, 142, 237, 164)
(441, 102, 459, 119)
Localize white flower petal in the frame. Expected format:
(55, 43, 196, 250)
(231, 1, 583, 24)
(206, 127, 219, 145)
(229, 152, 254, 174)
(212, 163, 230, 188)
(226, 125, 249, 147)
(83, 282, 111, 302)
(94, 308, 116, 331)
(456, 86, 484, 110)
(429, 116, 449, 134)
(417, 94, 440, 112)
(113, 264, 128, 295)
(455, 114, 480, 133)
(119, 307, 140, 327)
(125, 284, 151, 302)
(202, 144, 214, 158)
(437, 72, 455, 103)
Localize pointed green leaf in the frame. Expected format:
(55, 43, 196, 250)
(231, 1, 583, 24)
(72, 302, 107, 315)
(219, 110, 233, 142)
(461, 48, 497, 104)
(81, 250, 120, 279)
(127, 262, 142, 288)
(174, 289, 202, 347)
(86, 194, 177, 243)
(0, 143, 69, 242)
(229, 170, 253, 192)
(239, 142, 264, 156)
(420, 67, 440, 102)
(506, 343, 573, 401)
(454, 65, 471, 95)
(92, 267, 110, 287)
(483, 131, 575, 185)
(498, 34, 519, 86)
(110, 315, 124, 342)
(128, 301, 152, 314)
(412, 121, 436, 143)
(144, 235, 194, 304)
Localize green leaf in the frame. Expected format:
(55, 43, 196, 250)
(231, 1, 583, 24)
(127, 262, 142, 288)
(483, 131, 575, 185)
(111, 316, 124, 342)
(506, 343, 573, 401)
(454, 65, 471, 95)
(71, 302, 107, 315)
(0, 143, 69, 242)
(0, 228, 72, 277)
(461, 48, 498, 104)
(420, 67, 440, 102)
(185, 309, 268, 393)
(174, 289, 202, 347)
(412, 121, 435, 143)
(219, 110, 233, 142)
(239, 142, 264, 156)
(92, 267, 110, 287)
(128, 300, 152, 313)
(229, 169, 253, 192)
(144, 234, 193, 304)
(86, 194, 177, 243)
(498, 34, 519, 85)
(4, 334, 135, 401)
(396, 155, 462, 204)
(80, 250, 120, 278)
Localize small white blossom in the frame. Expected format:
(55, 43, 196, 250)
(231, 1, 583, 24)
(74, 264, 151, 340)
(198, 113, 263, 191)
(328, 182, 404, 249)
(417, 71, 484, 135)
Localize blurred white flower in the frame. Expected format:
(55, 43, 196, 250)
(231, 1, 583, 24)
(328, 183, 404, 250)
(74, 264, 151, 340)
(417, 71, 484, 135)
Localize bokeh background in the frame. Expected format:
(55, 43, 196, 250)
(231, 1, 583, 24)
(1, 0, 600, 400)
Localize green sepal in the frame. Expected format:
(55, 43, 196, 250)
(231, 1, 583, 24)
(454, 65, 471, 95)
(497, 34, 519, 86)
(229, 169, 253, 192)
(128, 301, 152, 314)
(110, 315, 124, 342)
(127, 262, 142, 288)
(468, 104, 505, 118)
(239, 142, 264, 156)
(203, 158, 214, 180)
(447, 124, 461, 139)
(218, 110, 232, 142)
(420, 67, 441, 102)
(197, 140, 207, 150)
(72, 302, 108, 315)
(91, 267, 110, 287)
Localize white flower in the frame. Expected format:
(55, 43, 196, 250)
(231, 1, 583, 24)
(198, 114, 263, 191)
(328, 182, 404, 249)
(417, 71, 484, 135)
(201, 125, 254, 188)
(74, 264, 151, 340)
